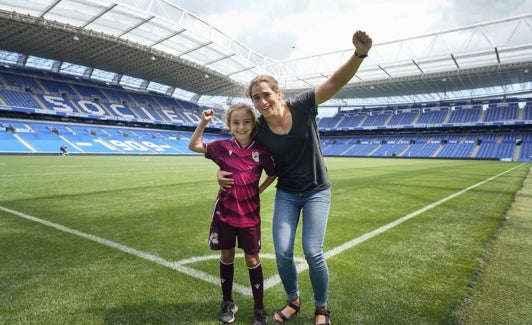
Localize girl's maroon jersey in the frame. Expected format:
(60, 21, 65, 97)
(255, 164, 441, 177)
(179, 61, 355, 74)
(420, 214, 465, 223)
(204, 138, 276, 228)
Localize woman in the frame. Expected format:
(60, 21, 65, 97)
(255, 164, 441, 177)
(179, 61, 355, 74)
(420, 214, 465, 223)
(218, 30, 372, 325)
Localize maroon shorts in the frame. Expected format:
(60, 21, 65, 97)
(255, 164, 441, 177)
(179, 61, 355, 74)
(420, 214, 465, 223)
(208, 216, 261, 255)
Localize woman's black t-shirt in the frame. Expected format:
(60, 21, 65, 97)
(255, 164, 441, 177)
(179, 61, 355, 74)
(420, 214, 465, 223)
(255, 89, 330, 193)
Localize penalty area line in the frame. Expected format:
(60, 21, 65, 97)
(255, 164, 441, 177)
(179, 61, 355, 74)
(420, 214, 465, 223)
(0, 163, 524, 296)
(324, 163, 526, 259)
(0, 205, 249, 296)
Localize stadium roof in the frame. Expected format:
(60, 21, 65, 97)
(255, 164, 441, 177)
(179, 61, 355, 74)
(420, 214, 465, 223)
(0, 0, 531, 106)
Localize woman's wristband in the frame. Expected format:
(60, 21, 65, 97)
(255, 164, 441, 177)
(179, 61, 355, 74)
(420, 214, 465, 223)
(354, 51, 368, 59)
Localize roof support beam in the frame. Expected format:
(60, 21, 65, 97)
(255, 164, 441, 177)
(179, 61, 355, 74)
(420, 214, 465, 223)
(378, 65, 392, 78)
(81, 3, 118, 28)
(119, 16, 155, 38)
(150, 29, 186, 47)
(494, 47, 501, 64)
(205, 53, 236, 66)
(177, 41, 213, 59)
(412, 60, 424, 74)
(40, 0, 61, 18)
(451, 54, 460, 69)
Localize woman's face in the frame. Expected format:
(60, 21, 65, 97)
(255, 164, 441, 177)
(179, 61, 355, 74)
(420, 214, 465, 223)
(250, 81, 281, 117)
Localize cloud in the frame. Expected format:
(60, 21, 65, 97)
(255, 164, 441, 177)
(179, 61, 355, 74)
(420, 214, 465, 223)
(443, 0, 532, 27)
(169, 0, 532, 60)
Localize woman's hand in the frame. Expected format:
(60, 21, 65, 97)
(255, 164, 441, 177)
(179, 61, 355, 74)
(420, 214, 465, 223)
(217, 170, 234, 190)
(352, 30, 372, 55)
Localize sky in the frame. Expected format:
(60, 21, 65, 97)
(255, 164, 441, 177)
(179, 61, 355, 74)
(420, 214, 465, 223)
(171, 0, 532, 61)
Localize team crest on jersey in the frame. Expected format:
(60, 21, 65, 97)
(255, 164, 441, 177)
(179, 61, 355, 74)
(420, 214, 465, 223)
(252, 151, 259, 162)
(209, 232, 219, 246)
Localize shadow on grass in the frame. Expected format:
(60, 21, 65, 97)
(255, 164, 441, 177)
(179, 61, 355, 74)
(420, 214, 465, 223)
(89, 299, 220, 325)
(89, 299, 315, 324)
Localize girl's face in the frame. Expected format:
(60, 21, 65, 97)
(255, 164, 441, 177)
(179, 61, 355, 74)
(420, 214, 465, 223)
(228, 108, 255, 144)
(250, 81, 281, 117)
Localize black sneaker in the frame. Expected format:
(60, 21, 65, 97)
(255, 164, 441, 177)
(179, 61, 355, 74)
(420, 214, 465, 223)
(219, 301, 238, 324)
(252, 308, 267, 325)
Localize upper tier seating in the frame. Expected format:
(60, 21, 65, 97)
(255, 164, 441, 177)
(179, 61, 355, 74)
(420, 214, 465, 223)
(1, 67, 530, 160)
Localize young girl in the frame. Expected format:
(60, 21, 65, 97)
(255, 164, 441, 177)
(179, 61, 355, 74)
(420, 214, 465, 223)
(188, 103, 276, 325)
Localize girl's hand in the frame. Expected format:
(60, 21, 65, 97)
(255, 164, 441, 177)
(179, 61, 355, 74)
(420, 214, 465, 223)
(202, 109, 214, 122)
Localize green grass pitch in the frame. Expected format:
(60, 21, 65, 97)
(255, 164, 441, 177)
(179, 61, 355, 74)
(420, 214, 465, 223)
(0, 155, 529, 324)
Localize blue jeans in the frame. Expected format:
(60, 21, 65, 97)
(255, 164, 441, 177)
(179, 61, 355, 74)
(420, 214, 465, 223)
(272, 187, 331, 307)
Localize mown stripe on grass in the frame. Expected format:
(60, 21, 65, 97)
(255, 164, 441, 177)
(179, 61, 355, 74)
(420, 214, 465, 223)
(324, 163, 525, 259)
(0, 163, 525, 297)
(0, 205, 249, 295)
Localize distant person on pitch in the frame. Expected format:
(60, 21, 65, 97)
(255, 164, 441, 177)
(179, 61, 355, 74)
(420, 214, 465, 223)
(188, 104, 277, 325)
(60, 145, 69, 156)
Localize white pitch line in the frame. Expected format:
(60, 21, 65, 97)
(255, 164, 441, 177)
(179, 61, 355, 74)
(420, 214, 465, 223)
(324, 163, 525, 259)
(176, 253, 307, 295)
(265, 163, 526, 283)
(0, 171, 92, 177)
(0, 163, 524, 296)
(0, 205, 249, 295)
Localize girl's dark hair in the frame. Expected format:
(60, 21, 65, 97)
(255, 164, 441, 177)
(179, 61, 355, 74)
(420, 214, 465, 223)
(224, 102, 258, 137)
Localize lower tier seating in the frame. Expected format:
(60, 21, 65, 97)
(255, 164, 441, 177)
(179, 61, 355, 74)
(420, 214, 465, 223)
(2, 118, 530, 161)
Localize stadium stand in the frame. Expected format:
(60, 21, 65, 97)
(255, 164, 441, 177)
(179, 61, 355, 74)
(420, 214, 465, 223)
(1, 63, 531, 160)
(0, 3, 529, 160)
(0, 67, 230, 155)
(315, 99, 532, 161)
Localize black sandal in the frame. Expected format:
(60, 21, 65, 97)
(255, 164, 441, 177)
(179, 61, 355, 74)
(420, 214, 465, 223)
(314, 308, 331, 325)
(273, 299, 301, 324)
